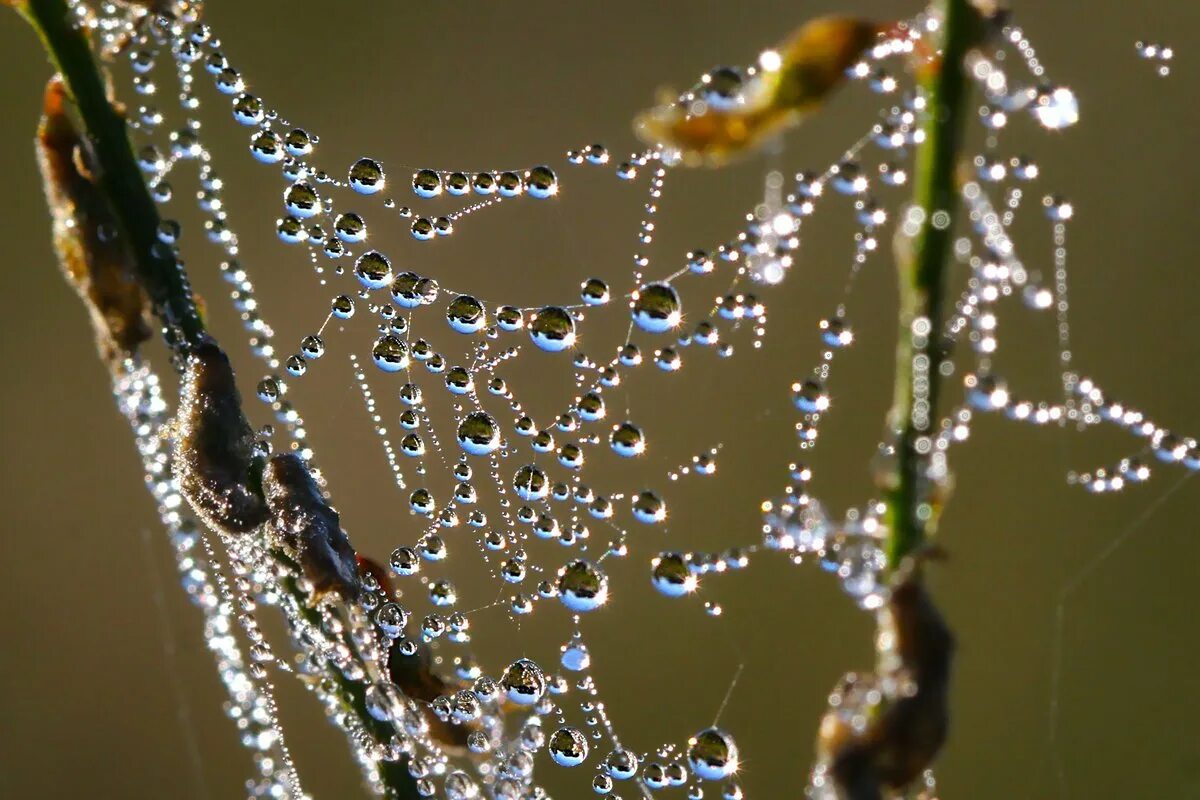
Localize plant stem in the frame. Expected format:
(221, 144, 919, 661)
(884, 0, 974, 570)
(14, 2, 418, 796)
(18, 0, 206, 350)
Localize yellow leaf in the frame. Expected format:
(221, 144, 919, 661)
(635, 16, 883, 166)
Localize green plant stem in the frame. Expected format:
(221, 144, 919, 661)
(884, 0, 974, 570)
(18, 0, 206, 350)
(15, 2, 418, 796)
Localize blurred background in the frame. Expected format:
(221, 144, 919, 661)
(1, 1, 1198, 798)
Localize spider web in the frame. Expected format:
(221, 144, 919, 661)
(64, 2, 1200, 798)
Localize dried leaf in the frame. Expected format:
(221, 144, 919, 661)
(635, 17, 883, 166)
(175, 340, 268, 535)
(263, 453, 361, 601)
(36, 77, 151, 369)
(816, 577, 954, 795)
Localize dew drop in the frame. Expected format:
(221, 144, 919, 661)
(581, 277, 611, 306)
(496, 305, 524, 331)
(610, 422, 646, 457)
(471, 172, 497, 195)
(331, 294, 356, 319)
(500, 658, 546, 705)
(349, 157, 385, 194)
(561, 642, 591, 671)
(446, 294, 486, 334)
(605, 749, 639, 780)
(525, 165, 558, 199)
(549, 726, 589, 767)
(446, 171, 470, 195)
(354, 251, 393, 290)
(513, 465, 549, 501)
(632, 282, 682, 333)
(372, 334, 410, 372)
(651, 552, 696, 597)
(1032, 86, 1079, 130)
(687, 728, 739, 781)
(412, 168, 443, 198)
(556, 559, 609, 612)
(457, 412, 501, 455)
(334, 212, 367, 243)
(283, 182, 321, 218)
(529, 307, 576, 352)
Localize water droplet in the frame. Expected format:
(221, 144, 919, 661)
(688, 728, 739, 780)
(372, 335, 410, 372)
(390, 546, 420, 576)
(354, 251, 393, 290)
(556, 559, 608, 612)
(412, 168, 442, 198)
(792, 379, 830, 413)
(496, 171, 523, 198)
(1032, 86, 1079, 130)
(375, 602, 408, 638)
(525, 165, 558, 199)
(331, 294, 356, 319)
(471, 172, 497, 195)
(500, 658, 546, 705)
(605, 749, 639, 780)
(496, 305, 524, 331)
(585, 144, 609, 164)
(633, 282, 682, 333)
(457, 412, 500, 455)
(284, 182, 321, 218)
(446, 171, 470, 195)
(349, 157, 385, 194)
(256, 377, 280, 403)
(446, 295, 486, 334)
(513, 465, 549, 501)
(561, 641, 591, 671)
(529, 307, 576, 352)
(283, 128, 313, 157)
(549, 726, 589, 766)
(334, 212, 367, 243)
(652, 552, 696, 596)
(581, 278, 611, 306)
(610, 422, 646, 457)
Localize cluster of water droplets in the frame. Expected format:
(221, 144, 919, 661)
(1135, 40, 1174, 77)
(72, 1, 1197, 799)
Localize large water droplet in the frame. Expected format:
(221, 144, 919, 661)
(687, 728, 739, 780)
(549, 726, 589, 766)
(500, 658, 546, 705)
(529, 307, 576, 352)
(349, 157, 385, 194)
(651, 552, 696, 597)
(525, 165, 558, 199)
(354, 250, 393, 290)
(632, 282, 682, 333)
(446, 295, 486, 334)
(556, 559, 609, 612)
(457, 412, 500, 455)
(372, 335, 410, 372)
(412, 168, 442, 198)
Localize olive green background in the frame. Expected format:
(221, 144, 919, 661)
(1, 2, 1198, 798)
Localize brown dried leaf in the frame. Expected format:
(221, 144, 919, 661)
(175, 340, 268, 534)
(36, 77, 151, 370)
(816, 578, 954, 796)
(263, 453, 361, 601)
